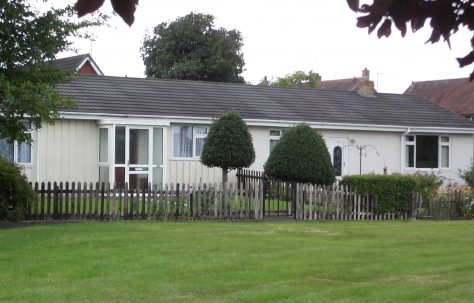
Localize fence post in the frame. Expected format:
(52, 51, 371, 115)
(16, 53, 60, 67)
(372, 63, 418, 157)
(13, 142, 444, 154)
(175, 183, 180, 220)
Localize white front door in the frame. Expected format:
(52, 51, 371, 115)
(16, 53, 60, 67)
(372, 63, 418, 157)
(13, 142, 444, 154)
(113, 126, 164, 188)
(328, 138, 348, 177)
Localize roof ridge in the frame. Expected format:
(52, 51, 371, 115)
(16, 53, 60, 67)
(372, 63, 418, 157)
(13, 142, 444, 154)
(411, 77, 469, 84)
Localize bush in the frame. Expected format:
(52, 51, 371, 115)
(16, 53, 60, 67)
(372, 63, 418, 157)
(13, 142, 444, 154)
(0, 156, 35, 221)
(459, 162, 474, 189)
(264, 124, 335, 185)
(201, 111, 255, 184)
(410, 171, 444, 199)
(340, 174, 416, 214)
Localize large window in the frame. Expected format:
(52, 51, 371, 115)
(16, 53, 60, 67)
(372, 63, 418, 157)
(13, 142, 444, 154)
(172, 126, 208, 158)
(0, 122, 32, 164)
(405, 135, 449, 169)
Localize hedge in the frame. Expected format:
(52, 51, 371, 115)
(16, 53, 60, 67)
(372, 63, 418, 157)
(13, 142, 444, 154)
(340, 174, 417, 214)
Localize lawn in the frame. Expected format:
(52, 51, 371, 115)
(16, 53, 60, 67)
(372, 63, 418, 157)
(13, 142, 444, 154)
(1, 221, 473, 303)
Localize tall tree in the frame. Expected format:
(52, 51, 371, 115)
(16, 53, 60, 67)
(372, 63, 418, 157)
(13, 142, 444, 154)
(0, 0, 104, 143)
(347, 0, 474, 80)
(141, 12, 245, 83)
(258, 71, 320, 88)
(201, 111, 255, 186)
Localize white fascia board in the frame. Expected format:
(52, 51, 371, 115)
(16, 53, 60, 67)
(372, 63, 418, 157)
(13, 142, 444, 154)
(407, 127, 474, 134)
(58, 111, 474, 134)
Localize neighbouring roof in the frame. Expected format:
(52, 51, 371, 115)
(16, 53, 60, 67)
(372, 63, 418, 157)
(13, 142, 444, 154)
(404, 78, 474, 116)
(320, 77, 362, 91)
(50, 54, 103, 75)
(57, 75, 474, 130)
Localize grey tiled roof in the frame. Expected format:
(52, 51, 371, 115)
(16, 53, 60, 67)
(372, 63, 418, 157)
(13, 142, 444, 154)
(50, 54, 91, 71)
(57, 75, 474, 129)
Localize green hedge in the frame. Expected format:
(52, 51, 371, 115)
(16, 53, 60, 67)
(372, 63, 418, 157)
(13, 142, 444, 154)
(340, 175, 416, 214)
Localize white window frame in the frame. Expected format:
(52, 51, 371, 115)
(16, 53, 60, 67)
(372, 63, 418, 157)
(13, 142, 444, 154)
(172, 125, 208, 159)
(439, 136, 450, 169)
(269, 129, 284, 153)
(194, 126, 208, 158)
(98, 126, 110, 183)
(404, 135, 450, 170)
(0, 123, 33, 165)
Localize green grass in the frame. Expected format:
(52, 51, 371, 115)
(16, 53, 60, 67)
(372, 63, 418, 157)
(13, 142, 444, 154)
(1, 221, 474, 302)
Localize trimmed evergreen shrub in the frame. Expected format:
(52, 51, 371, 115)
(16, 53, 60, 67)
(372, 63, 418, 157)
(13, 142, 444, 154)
(201, 111, 255, 184)
(264, 124, 335, 185)
(0, 156, 35, 221)
(340, 174, 417, 214)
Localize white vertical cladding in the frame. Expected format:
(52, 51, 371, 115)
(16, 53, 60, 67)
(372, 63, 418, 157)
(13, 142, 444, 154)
(247, 126, 270, 171)
(166, 126, 222, 185)
(437, 134, 473, 184)
(319, 130, 401, 176)
(248, 127, 402, 176)
(38, 119, 99, 182)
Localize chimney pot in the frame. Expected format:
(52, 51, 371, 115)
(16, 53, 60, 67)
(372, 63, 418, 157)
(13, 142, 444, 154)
(362, 68, 370, 80)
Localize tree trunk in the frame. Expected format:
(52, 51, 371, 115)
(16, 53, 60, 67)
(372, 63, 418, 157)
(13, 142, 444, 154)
(222, 168, 228, 187)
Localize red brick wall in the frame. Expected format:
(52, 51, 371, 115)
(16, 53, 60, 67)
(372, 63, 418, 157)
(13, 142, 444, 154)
(78, 62, 98, 75)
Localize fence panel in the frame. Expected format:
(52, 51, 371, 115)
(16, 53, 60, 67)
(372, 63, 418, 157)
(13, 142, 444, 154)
(19, 181, 470, 222)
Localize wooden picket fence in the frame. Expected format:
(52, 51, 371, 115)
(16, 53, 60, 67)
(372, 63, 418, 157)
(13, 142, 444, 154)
(269, 183, 409, 220)
(23, 181, 469, 221)
(29, 182, 264, 221)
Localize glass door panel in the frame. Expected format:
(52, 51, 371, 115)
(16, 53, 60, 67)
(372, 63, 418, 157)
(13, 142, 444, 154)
(129, 129, 149, 165)
(129, 174, 149, 190)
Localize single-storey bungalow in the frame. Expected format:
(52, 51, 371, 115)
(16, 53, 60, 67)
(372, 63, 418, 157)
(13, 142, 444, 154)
(3, 69, 474, 186)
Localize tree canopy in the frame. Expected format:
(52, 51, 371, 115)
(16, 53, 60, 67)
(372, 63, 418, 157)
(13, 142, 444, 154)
(200, 111, 255, 185)
(0, 0, 104, 142)
(258, 71, 320, 88)
(264, 124, 335, 185)
(141, 12, 245, 83)
(347, 0, 474, 80)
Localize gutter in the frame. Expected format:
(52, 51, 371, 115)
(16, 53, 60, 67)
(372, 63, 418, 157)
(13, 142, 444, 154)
(400, 128, 411, 174)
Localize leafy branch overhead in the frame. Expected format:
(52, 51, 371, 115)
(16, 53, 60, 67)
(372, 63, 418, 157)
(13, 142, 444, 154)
(347, 0, 474, 80)
(75, 0, 138, 26)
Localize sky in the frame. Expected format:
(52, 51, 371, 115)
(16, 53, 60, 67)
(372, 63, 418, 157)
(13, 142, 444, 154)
(47, 0, 473, 93)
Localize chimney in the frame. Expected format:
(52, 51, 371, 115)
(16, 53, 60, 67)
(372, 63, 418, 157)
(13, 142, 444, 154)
(361, 68, 370, 80)
(357, 79, 376, 97)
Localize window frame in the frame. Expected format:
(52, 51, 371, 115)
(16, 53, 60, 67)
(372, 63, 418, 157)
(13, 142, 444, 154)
(404, 134, 450, 170)
(269, 129, 285, 153)
(172, 125, 209, 159)
(0, 122, 33, 165)
(98, 126, 110, 183)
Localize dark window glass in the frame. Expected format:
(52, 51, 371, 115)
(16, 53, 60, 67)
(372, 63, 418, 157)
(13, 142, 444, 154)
(269, 139, 279, 152)
(333, 146, 342, 177)
(129, 174, 149, 190)
(0, 139, 14, 162)
(129, 129, 148, 165)
(115, 127, 125, 164)
(115, 167, 125, 186)
(406, 145, 414, 168)
(416, 135, 438, 168)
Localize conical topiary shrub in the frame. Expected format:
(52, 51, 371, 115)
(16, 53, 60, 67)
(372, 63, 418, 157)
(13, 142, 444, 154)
(201, 110, 255, 185)
(264, 124, 335, 185)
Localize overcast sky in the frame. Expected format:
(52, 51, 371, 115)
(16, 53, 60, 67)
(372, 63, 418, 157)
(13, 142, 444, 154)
(49, 0, 472, 93)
